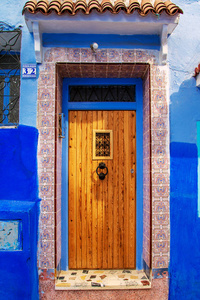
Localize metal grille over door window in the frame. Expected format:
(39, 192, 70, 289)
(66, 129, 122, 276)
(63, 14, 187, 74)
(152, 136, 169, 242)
(96, 132, 110, 157)
(0, 22, 21, 125)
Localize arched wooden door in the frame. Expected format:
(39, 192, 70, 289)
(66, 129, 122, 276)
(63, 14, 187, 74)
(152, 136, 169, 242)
(68, 110, 136, 269)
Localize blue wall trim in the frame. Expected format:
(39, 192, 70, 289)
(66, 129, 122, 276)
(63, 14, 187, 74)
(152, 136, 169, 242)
(197, 122, 200, 217)
(43, 33, 160, 50)
(169, 142, 200, 300)
(0, 200, 39, 300)
(61, 77, 143, 270)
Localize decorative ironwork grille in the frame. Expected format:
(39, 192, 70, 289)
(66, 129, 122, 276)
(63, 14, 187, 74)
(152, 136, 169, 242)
(69, 85, 135, 102)
(0, 22, 21, 125)
(96, 132, 110, 157)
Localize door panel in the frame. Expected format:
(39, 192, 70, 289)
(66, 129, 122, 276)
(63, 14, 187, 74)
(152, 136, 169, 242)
(68, 110, 136, 269)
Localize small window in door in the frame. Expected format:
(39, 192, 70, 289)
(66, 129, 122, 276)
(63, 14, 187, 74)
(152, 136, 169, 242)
(93, 129, 113, 160)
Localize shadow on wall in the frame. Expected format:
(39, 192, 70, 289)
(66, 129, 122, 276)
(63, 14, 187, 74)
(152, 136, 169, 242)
(169, 78, 200, 300)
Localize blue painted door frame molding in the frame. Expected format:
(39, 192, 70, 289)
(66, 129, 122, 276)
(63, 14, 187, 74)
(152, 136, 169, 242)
(61, 78, 143, 270)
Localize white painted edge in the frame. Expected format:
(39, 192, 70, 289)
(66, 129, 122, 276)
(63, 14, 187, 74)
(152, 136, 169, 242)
(159, 24, 168, 65)
(196, 73, 200, 87)
(32, 21, 42, 64)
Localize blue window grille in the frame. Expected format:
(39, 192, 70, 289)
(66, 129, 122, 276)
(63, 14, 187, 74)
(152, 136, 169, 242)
(0, 22, 21, 125)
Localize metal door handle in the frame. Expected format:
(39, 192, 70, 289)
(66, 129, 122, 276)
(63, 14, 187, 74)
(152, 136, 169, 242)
(96, 162, 108, 180)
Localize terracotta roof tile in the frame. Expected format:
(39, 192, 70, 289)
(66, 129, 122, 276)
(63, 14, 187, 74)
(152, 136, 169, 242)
(60, 0, 74, 14)
(22, 0, 183, 16)
(35, 0, 49, 13)
(141, 0, 155, 16)
(49, 0, 61, 13)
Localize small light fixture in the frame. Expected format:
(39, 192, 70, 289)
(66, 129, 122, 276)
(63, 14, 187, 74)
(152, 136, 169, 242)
(90, 42, 98, 53)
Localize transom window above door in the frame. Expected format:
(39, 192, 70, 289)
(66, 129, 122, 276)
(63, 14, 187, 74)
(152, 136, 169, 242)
(69, 85, 136, 102)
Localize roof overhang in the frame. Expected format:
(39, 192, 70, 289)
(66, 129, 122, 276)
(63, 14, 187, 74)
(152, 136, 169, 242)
(24, 10, 180, 64)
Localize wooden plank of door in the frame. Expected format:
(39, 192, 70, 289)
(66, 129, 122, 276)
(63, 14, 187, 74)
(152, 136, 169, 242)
(118, 110, 125, 269)
(124, 111, 130, 268)
(86, 111, 93, 268)
(102, 111, 109, 269)
(129, 111, 136, 268)
(76, 111, 82, 268)
(68, 111, 77, 269)
(92, 110, 98, 269)
(107, 111, 114, 268)
(81, 111, 87, 268)
(97, 110, 103, 268)
(113, 111, 120, 268)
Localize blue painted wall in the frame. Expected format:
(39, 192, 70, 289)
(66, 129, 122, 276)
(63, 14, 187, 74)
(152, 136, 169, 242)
(0, 2, 39, 298)
(0, 125, 39, 300)
(0, 200, 39, 300)
(0, 125, 38, 201)
(168, 0, 200, 298)
(0, 0, 38, 127)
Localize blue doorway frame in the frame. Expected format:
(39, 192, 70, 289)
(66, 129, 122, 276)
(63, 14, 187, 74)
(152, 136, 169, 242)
(61, 77, 143, 270)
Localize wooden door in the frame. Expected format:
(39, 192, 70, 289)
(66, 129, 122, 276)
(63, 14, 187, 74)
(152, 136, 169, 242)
(68, 111, 136, 269)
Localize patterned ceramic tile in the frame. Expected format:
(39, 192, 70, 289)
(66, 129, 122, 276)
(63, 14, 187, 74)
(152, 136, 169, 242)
(122, 50, 136, 62)
(39, 128, 54, 141)
(152, 185, 169, 198)
(151, 117, 168, 130)
(95, 50, 108, 62)
(152, 199, 169, 214)
(152, 172, 169, 185)
(68, 48, 81, 62)
(40, 212, 54, 227)
(39, 172, 54, 185)
(152, 89, 167, 103)
(39, 254, 55, 269)
(153, 241, 169, 254)
(153, 228, 169, 241)
(152, 255, 169, 269)
(53, 48, 67, 62)
(136, 50, 149, 63)
(38, 100, 55, 114)
(40, 63, 55, 73)
(81, 49, 93, 62)
(38, 143, 55, 156)
(40, 199, 54, 212)
(108, 49, 122, 62)
(39, 73, 55, 86)
(152, 129, 168, 143)
(151, 67, 167, 90)
(39, 240, 54, 255)
(38, 87, 55, 101)
(44, 49, 54, 62)
(143, 66, 151, 271)
(151, 144, 167, 157)
(152, 102, 168, 116)
(152, 268, 169, 279)
(38, 155, 54, 169)
(38, 115, 55, 128)
(153, 213, 169, 226)
(39, 226, 55, 241)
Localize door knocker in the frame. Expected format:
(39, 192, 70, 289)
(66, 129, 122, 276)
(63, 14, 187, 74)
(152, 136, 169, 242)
(96, 162, 108, 180)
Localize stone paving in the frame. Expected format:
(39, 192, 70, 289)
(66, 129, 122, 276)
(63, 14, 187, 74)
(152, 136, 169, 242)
(56, 269, 151, 290)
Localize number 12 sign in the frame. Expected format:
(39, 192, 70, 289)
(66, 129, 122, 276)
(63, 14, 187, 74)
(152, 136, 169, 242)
(22, 64, 37, 78)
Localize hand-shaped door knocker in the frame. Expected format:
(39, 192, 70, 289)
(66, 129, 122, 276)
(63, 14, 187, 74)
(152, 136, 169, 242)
(96, 162, 108, 180)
